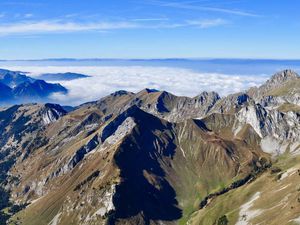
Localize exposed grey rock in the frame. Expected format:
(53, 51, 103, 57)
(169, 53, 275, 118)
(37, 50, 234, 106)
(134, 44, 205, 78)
(209, 92, 252, 114)
(234, 102, 300, 155)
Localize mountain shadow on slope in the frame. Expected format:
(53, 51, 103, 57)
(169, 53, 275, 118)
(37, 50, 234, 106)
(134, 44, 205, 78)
(108, 107, 182, 224)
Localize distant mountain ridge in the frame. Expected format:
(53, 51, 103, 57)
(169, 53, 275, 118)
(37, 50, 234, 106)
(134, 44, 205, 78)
(0, 69, 68, 104)
(36, 72, 90, 81)
(0, 69, 34, 87)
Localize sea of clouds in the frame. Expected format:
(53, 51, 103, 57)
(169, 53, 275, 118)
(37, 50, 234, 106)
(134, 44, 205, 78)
(4, 66, 269, 106)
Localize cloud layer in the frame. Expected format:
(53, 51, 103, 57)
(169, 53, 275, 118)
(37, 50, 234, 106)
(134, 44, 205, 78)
(4, 66, 269, 106)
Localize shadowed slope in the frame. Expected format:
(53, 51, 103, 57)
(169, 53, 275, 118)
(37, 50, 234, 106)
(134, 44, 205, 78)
(110, 107, 182, 224)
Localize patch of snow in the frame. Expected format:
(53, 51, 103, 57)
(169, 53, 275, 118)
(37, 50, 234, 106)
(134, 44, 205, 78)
(273, 184, 291, 193)
(179, 146, 186, 158)
(30, 196, 44, 204)
(264, 194, 291, 212)
(233, 124, 243, 136)
(292, 216, 300, 224)
(177, 121, 187, 158)
(48, 212, 62, 225)
(279, 168, 297, 181)
(236, 192, 262, 225)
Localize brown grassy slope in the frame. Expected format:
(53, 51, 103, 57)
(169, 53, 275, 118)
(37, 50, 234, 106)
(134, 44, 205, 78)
(8, 103, 269, 225)
(188, 153, 300, 225)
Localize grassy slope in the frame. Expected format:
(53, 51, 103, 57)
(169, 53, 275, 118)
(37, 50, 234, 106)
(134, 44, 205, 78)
(167, 120, 266, 225)
(6, 103, 297, 225)
(188, 153, 300, 225)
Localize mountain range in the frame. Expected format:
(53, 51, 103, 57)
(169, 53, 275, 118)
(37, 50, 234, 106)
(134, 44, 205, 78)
(0, 69, 68, 105)
(36, 72, 90, 81)
(0, 69, 299, 225)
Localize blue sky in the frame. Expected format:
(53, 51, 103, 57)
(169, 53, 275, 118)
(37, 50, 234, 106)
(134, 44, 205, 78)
(0, 0, 299, 59)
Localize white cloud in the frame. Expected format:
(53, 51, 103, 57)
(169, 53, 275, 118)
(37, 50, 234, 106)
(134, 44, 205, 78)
(24, 13, 33, 18)
(0, 17, 228, 36)
(143, 0, 260, 17)
(0, 20, 139, 36)
(3, 66, 269, 106)
(186, 18, 227, 28)
(132, 18, 169, 22)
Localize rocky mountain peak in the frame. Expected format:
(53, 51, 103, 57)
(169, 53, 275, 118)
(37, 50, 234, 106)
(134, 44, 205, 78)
(42, 103, 67, 124)
(136, 88, 160, 96)
(195, 91, 220, 102)
(144, 88, 160, 93)
(247, 69, 300, 101)
(267, 69, 299, 85)
(110, 90, 133, 97)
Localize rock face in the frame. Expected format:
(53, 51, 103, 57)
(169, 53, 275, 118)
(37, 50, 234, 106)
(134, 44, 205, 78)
(0, 103, 67, 159)
(42, 103, 68, 125)
(209, 92, 252, 114)
(0, 69, 299, 225)
(236, 103, 299, 140)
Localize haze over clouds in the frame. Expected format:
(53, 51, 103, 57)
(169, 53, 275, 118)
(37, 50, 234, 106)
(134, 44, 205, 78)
(4, 66, 268, 106)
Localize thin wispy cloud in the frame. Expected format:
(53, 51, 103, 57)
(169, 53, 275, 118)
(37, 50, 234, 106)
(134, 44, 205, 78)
(64, 13, 81, 18)
(147, 18, 228, 29)
(0, 13, 33, 20)
(24, 13, 33, 18)
(187, 18, 227, 28)
(144, 0, 260, 17)
(0, 18, 227, 36)
(14, 13, 35, 19)
(0, 20, 139, 36)
(0, 1, 44, 6)
(132, 18, 169, 22)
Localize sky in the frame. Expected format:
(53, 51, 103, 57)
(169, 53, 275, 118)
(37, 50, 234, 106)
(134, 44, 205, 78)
(0, 0, 299, 59)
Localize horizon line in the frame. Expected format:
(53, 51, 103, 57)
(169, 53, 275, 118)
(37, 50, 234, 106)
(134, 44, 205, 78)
(1, 57, 300, 61)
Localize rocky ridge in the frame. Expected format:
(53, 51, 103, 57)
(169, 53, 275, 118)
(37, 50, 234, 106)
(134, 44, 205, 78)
(0, 69, 299, 225)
